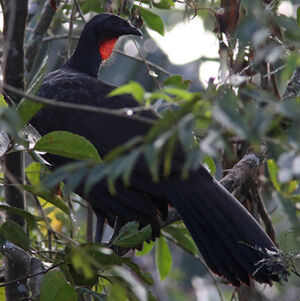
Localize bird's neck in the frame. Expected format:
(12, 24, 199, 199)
(64, 32, 102, 78)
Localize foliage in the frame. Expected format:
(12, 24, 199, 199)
(0, 0, 300, 300)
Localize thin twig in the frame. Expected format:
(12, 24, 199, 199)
(86, 203, 94, 242)
(250, 184, 277, 245)
(42, 34, 171, 76)
(72, 198, 88, 208)
(51, 229, 79, 246)
(0, 261, 65, 287)
(27, 176, 51, 228)
(132, 38, 163, 90)
(42, 34, 80, 42)
(115, 49, 171, 76)
(1, 82, 156, 125)
(67, 0, 77, 59)
(74, 0, 86, 24)
(25, 0, 61, 73)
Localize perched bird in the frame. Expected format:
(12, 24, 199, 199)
(31, 13, 286, 286)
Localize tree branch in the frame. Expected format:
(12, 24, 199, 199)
(0, 238, 30, 298)
(25, 0, 61, 74)
(67, 0, 77, 59)
(1, 82, 156, 125)
(249, 184, 277, 244)
(74, 0, 86, 24)
(0, 238, 63, 290)
(2, 0, 27, 103)
(220, 152, 263, 193)
(1, 1, 28, 299)
(282, 66, 300, 101)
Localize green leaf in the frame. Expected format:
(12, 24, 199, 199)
(23, 184, 70, 215)
(178, 113, 195, 150)
(0, 287, 5, 301)
(0, 94, 8, 107)
(164, 75, 183, 86)
(0, 221, 30, 251)
(108, 283, 127, 301)
(164, 87, 193, 100)
(68, 244, 123, 268)
(286, 180, 299, 195)
(153, 0, 174, 9)
(163, 223, 199, 256)
(155, 236, 172, 280)
(42, 161, 89, 191)
(213, 90, 247, 139)
(70, 248, 97, 285)
(147, 91, 172, 103)
(0, 202, 39, 230)
(40, 270, 77, 301)
(34, 131, 101, 162)
(163, 133, 177, 177)
(104, 136, 143, 161)
(164, 75, 189, 90)
(17, 56, 48, 125)
(297, 7, 300, 26)
(80, 0, 106, 13)
(111, 266, 148, 301)
(122, 257, 154, 285)
(17, 100, 43, 126)
(112, 148, 142, 188)
(26, 162, 43, 186)
(139, 7, 165, 35)
(144, 144, 160, 182)
(0, 107, 22, 141)
(204, 155, 216, 175)
(267, 159, 281, 191)
(113, 221, 152, 248)
(135, 240, 154, 256)
(146, 98, 196, 142)
(280, 52, 300, 82)
(108, 81, 145, 103)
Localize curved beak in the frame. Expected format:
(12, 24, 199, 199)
(123, 24, 142, 37)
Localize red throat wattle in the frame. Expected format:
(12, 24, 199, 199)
(99, 38, 118, 60)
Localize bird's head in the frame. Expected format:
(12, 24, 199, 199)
(82, 13, 142, 61)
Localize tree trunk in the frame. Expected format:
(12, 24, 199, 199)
(1, 0, 28, 300)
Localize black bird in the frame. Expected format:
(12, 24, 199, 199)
(31, 13, 286, 286)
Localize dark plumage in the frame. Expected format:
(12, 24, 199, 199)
(31, 13, 286, 286)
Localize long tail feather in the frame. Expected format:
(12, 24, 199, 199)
(168, 168, 287, 286)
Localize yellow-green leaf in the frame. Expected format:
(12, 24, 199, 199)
(34, 131, 101, 162)
(155, 236, 172, 280)
(108, 81, 144, 103)
(139, 7, 165, 36)
(40, 270, 77, 301)
(0, 221, 30, 251)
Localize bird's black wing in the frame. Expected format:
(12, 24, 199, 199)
(32, 68, 169, 233)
